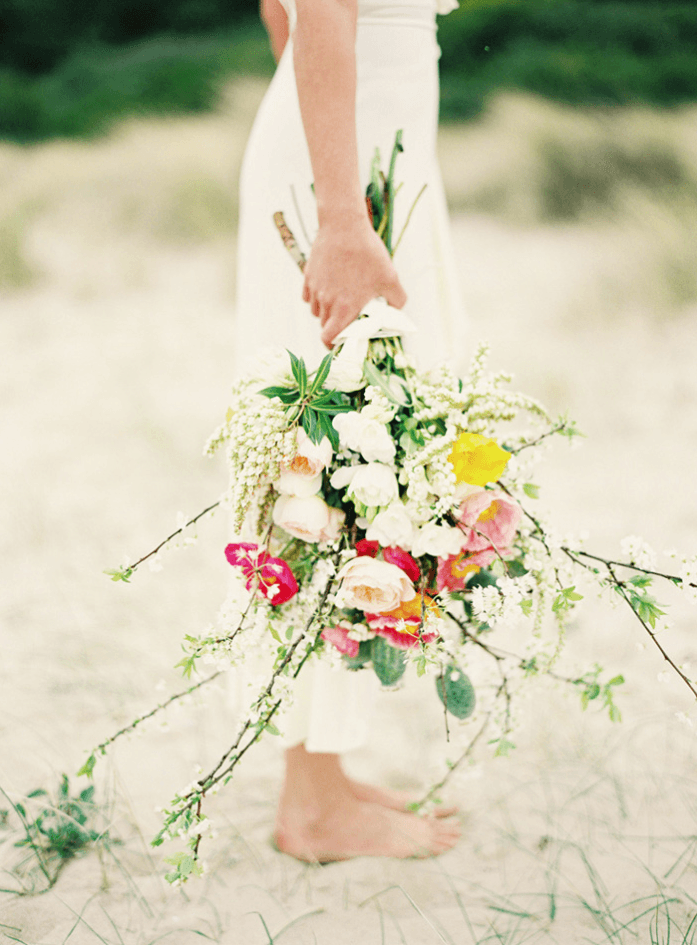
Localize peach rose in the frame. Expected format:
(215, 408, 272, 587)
(336, 556, 416, 614)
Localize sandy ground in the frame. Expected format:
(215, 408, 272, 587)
(1, 84, 697, 944)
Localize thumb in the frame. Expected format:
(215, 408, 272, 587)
(383, 277, 407, 310)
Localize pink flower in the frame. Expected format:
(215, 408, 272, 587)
(365, 594, 440, 649)
(436, 548, 497, 593)
(321, 623, 360, 658)
(382, 546, 420, 583)
(224, 542, 298, 606)
(457, 490, 522, 556)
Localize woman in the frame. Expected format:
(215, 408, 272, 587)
(236, 0, 465, 861)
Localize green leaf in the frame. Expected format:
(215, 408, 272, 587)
(523, 483, 540, 499)
(436, 665, 476, 719)
(310, 353, 334, 393)
(104, 567, 132, 583)
(607, 675, 625, 687)
(77, 755, 96, 779)
(363, 361, 404, 405)
(264, 722, 281, 736)
(268, 624, 282, 644)
(493, 738, 515, 757)
(371, 636, 407, 686)
(174, 655, 197, 679)
(519, 598, 533, 616)
(342, 639, 373, 670)
(288, 351, 307, 399)
(259, 385, 295, 400)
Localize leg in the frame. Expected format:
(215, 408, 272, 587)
(273, 744, 460, 862)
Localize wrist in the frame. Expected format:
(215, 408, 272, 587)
(316, 200, 371, 231)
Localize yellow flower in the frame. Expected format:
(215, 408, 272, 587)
(448, 432, 511, 486)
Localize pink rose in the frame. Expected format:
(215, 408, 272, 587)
(224, 542, 298, 606)
(321, 623, 360, 658)
(436, 548, 497, 593)
(457, 490, 522, 556)
(382, 546, 420, 584)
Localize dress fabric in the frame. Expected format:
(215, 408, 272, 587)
(234, 0, 465, 752)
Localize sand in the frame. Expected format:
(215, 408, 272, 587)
(1, 84, 696, 944)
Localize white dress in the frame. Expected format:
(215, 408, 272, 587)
(235, 0, 465, 753)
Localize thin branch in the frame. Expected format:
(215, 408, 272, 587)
(126, 501, 220, 575)
(273, 212, 307, 273)
(93, 671, 223, 755)
(414, 715, 491, 810)
(508, 421, 570, 455)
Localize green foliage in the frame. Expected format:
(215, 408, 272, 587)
(0, 26, 275, 142)
(624, 575, 666, 628)
(577, 665, 625, 720)
(343, 639, 374, 670)
(164, 849, 203, 884)
(552, 585, 584, 614)
(371, 636, 408, 686)
(260, 352, 352, 449)
(436, 664, 477, 719)
(1, 774, 108, 890)
(104, 566, 133, 582)
(438, 1, 697, 121)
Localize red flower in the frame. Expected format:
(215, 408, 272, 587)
(353, 540, 420, 583)
(224, 542, 298, 606)
(382, 546, 420, 583)
(436, 548, 496, 593)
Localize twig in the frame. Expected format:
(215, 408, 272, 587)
(415, 716, 491, 809)
(92, 671, 223, 756)
(125, 501, 220, 576)
(508, 421, 570, 455)
(273, 212, 307, 273)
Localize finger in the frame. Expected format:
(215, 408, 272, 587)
(318, 293, 332, 327)
(302, 279, 311, 304)
(383, 278, 408, 310)
(321, 300, 354, 348)
(310, 291, 322, 319)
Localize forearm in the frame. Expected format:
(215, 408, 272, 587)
(293, 0, 363, 227)
(260, 0, 289, 63)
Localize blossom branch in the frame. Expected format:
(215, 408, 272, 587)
(107, 500, 221, 581)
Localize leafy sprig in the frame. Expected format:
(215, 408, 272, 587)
(259, 351, 351, 449)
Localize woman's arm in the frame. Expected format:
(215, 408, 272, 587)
(293, 0, 407, 347)
(260, 0, 289, 63)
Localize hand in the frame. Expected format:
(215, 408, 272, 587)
(302, 214, 407, 347)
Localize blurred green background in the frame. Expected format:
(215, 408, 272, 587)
(1, 0, 697, 141)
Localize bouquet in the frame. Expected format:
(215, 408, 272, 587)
(87, 134, 697, 885)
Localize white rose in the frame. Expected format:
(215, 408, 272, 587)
(336, 556, 416, 613)
(273, 494, 332, 543)
(247, 347, 293, 385)
(331, 463, 398, 509)
(276, 469, 322, 498)
(332, 412, 395, 464)
(327, 338, 367, 393)
(319, 506, 346, 544)
(411, 521, 465, 558)
(283, 427, 332, 478)
(366, 502, 415, 550)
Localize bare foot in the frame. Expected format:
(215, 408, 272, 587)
(274, 796, 460, 863)
(348, 778, 458, 818)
